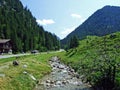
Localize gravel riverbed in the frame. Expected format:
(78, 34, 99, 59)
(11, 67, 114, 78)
(34, 56, 92, 90)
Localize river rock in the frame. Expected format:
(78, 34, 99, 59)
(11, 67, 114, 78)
(46, 80, 51, 83)
(23, 64, 27, 68)
(61, 70, 67, 73)
(23, 71, 27, 74)
(56, 80, 62, 85)
(69, 68, 74, 72)
(50, 80, 55, 84)
(29, 74, 36, 81)
(77, 81, 83, 86)
(62, 80, 67, 85)
(58, 64, 65, 69)
(0, 74, 5, 77)
(13, 60, 19, 66)
(46, 83, 51, 87)
(36, 56, 91, 90)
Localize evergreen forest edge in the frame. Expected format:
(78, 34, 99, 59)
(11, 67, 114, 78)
(0, 0, 60, 53)
(0, 0, 120, 89)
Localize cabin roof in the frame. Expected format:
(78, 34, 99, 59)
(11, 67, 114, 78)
(0, 39, 10, 44)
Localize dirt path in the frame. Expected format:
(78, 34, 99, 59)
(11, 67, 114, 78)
(0, 53, 30, 59)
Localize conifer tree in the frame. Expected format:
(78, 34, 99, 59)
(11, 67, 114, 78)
(0, 0, 60, 53)
(69, 36, 79, 49)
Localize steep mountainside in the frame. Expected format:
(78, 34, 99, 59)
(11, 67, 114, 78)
(61, 6, 120, 45)
(0, 0, 60, 53)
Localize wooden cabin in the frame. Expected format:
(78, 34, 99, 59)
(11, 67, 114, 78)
(0, 39, 12, 54)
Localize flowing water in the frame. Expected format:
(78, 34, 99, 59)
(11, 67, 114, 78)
(34, 56, 92, 90)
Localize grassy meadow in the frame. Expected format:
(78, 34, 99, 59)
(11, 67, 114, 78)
(0, 53, 54, 90)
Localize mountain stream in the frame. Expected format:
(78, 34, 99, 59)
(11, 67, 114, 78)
(34, 56, 92, 90)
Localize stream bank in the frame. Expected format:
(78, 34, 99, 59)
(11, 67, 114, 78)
(34, 56, 92, 90)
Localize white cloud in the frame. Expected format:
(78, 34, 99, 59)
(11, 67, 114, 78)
(71, 13, 82, 19)
(60, 27, 76, 39)
(71, 13, 86, 23)
(36, 19, 55, 25)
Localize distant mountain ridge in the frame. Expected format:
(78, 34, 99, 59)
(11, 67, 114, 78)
(61, 5, 120, 45)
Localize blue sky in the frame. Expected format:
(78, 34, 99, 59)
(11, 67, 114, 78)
(20, 0, 120, 39)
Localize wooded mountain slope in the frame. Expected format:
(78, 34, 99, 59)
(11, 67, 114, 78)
(61, 6, 120, 45)
(0, 0, 60, 53)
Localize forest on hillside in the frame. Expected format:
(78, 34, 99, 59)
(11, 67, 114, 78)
(61, 6, 120, 46)
(0, 0, 60, 53)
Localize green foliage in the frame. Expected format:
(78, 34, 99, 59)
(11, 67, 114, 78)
(0, 0, 60, 53)
(69, 35, 79, 49)
(58, 32, 120, 90)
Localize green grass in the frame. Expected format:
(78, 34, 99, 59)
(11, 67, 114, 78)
(57, 32, 120, 89)
(0, 53, 55, 90)
(1, 32, 120, 89)
(0, 57, 16, 64)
